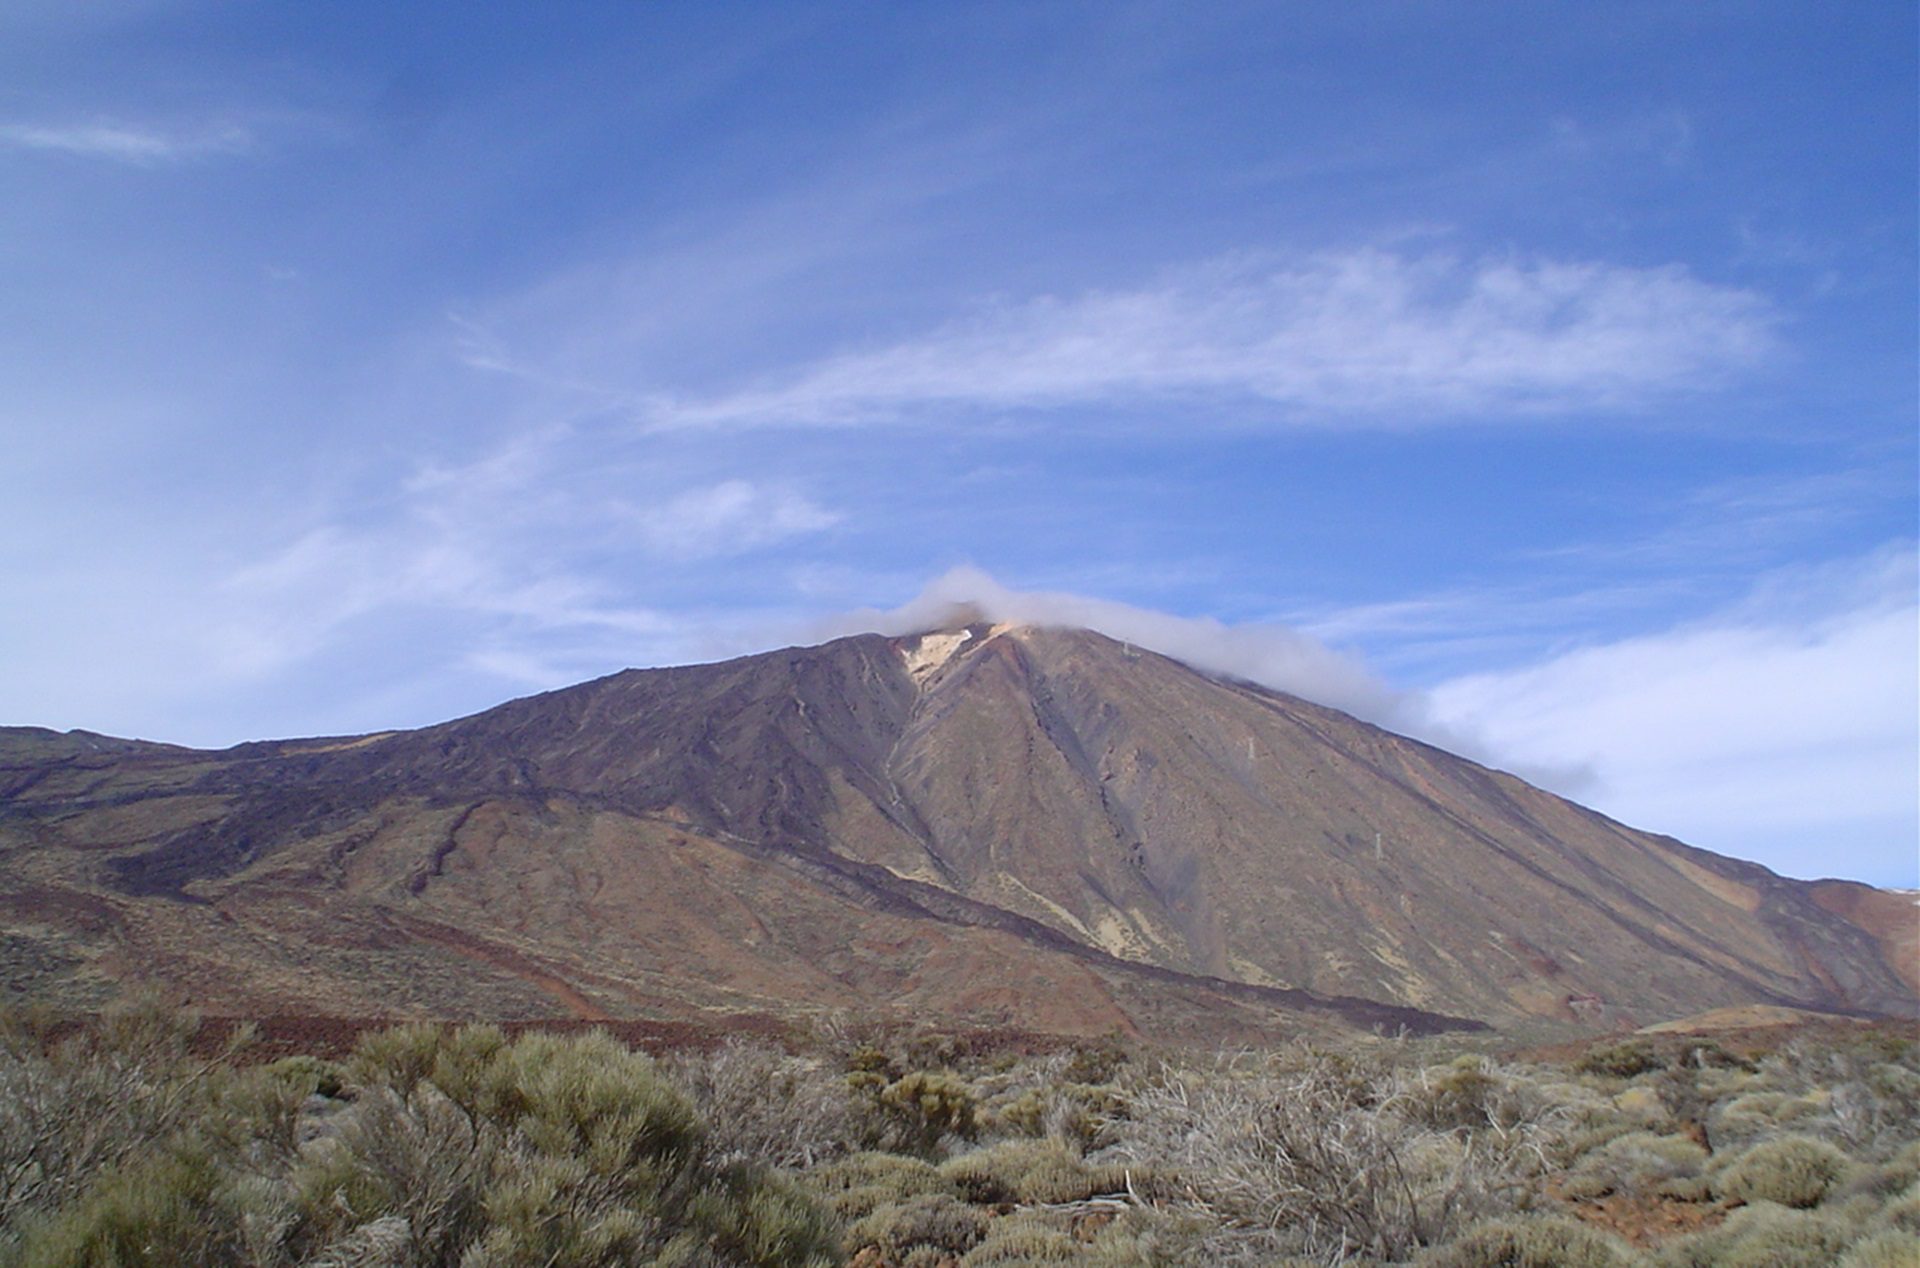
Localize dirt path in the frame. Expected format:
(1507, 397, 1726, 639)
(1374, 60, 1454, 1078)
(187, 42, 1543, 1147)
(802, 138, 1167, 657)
(392, 914, 612, 1021)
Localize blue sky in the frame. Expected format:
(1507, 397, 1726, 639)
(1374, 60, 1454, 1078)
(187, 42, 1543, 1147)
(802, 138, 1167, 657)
(2, 2, 1914, 885)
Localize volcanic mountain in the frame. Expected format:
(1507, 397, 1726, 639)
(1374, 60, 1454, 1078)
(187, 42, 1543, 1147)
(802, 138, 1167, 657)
(1, 623, 1911, 1038)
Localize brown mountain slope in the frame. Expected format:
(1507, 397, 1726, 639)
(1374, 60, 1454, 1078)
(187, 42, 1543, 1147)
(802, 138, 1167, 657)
(0, 623, 1911, 1036)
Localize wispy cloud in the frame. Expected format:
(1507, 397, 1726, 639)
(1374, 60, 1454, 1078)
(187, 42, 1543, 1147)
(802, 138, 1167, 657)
(0, 118, 254, 164)
(623, 479, 841, 560)
(208, 426, 843, 695)
(646, 249, 1778, 429)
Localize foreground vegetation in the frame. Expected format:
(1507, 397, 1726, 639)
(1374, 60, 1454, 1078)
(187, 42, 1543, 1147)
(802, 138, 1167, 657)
(1, 1000, 1915, 1265)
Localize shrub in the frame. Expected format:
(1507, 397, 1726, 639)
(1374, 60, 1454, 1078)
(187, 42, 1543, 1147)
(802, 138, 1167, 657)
(1712, 1134, 1852, 1208)
(297, 1027, 838, 1268)
(849, 1192, 989, 1258)
(1840, 1229, 1920, 1267)
(263, 1053, 347, 1099)
(1877, 1180, 1920, 1234)
(291, 1081, 494, 1264)
(1576, 1041, 1665, 1080)
(1706, 1090, 1825, 1153)
(875, 1070, 979, 1155)
(959, 1211, 1081, 1264)
(670, 1165, 842, 1268)
(1408, 1057, 1502, 1131)
(1105, 1050, 1554, 1262)
(1060, 1035, 1132, 1086)
(1560, 1131, 1708, 1202)
(345, 1021, 448, 1096)
(978, 1073, 1125, 1150)
(1828, 1062, 1920, 1160)
(807, 1150, 956, 1221)
(669, 1039, 859, 1169)
(1658, 1201, 1855, 1268)
(9, 1146, 243, 1267)
(0, 993, 229, 1235)
(1418, 1213, 1639, 1267)
(940, 1139, 1133, 1206)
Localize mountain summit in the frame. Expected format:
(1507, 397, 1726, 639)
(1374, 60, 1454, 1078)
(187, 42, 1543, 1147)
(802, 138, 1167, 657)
(1, 623, 1911, 1037)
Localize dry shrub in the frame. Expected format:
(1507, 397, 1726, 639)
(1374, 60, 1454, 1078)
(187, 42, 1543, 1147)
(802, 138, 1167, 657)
(1103, 1049, 1560, 1263)
(1710, 1133, 1852, 1208)
(1417, 1213, 1640, 1268)
(668, 1039, 860, 1168)
(1826, 1061, 1920, 1161)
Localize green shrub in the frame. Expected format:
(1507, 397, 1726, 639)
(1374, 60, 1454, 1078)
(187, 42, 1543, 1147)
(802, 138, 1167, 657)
(346, 1021, 447, 1096)
(959, 1211, 1081, 1264)
(1712, 1134, 1852, 1208)
(875, 1070, 979, 1155)
(1706, 1090, 1826, 1153)
(1060, 1036, 1131, 1086)
(808, 1150, 956, 1221)
(1576, 1041, 1666, 1080)
(1878, 1180, 1920, 1234)
(978, 1079, 1124, 1150)
(939, 1139, 1131, 1206)
(262, 1053, 347, 1099)
(1408, 1057, 1502, 1131)
(849, 1192, 989, 1257)
(10, 1146, 241, 1267)
(1840, 1229, 1920, 1267)
(671, 1165, 842, 1268)
(1561, 1131, 1708, 1202)
(1418, 1213, 1639, 1267)
(1658, 1201, 1855, 1268)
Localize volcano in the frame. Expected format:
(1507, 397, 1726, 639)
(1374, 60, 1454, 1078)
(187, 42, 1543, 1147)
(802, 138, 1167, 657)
(1, 622, 1911, 1038)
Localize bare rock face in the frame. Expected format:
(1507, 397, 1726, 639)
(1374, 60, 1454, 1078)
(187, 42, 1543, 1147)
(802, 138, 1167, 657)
(0, 624, 1910, 1037)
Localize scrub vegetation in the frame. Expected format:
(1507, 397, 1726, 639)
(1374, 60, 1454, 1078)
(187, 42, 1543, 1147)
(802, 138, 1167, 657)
(1, 999, 1915, 1266)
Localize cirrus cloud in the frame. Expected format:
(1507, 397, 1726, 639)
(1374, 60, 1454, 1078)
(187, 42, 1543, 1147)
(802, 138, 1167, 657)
(0, 118, 254, 164)
(647, 249, 1779, 429)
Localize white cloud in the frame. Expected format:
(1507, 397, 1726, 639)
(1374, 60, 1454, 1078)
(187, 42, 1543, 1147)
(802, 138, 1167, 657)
(817, 564, 1582, 787)
(626, 480, 841, 560)
(649, 249, 1778, 428)
(1427, 545, 1919, 883)
(0, 119, 253, 164)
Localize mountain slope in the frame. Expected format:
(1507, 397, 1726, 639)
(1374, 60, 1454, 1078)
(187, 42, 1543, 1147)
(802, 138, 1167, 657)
(0, 623, 1910, 1035)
